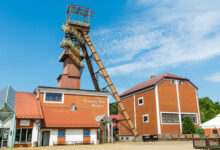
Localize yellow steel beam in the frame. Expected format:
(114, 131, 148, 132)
(82, 31, 138, 136)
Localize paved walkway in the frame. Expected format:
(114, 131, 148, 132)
(11, 141, 194, 150)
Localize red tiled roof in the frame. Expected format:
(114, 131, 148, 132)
(110, 115, 119, 127)
(120, 73, 197, 97)
(15, 92, 43, 119)
(110, 115, 118, 120)
(41, 107, 99, 128)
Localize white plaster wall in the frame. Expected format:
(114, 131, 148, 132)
(120, 135, 134, 141)
(39, 130, 42, 146)
(66, 129, 83, 143)
(31, 121, 39, 146)
(90, 129, 97, 144)
(49, 129, 58, 146)
(0, 117, 15, 148)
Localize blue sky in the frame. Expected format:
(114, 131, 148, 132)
(0, 0, 219, 103)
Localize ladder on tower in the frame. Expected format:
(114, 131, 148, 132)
(82, 32, 138, 136)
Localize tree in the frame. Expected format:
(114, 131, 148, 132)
(182, 117, 196, 134)
(199, 97, 220, 123)
(195, 127, 205, 134)
(109, 103, 118, 115)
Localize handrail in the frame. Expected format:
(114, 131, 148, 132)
(62, 24, 85, 44)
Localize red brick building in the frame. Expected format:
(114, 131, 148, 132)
(119, 73, 201, 140)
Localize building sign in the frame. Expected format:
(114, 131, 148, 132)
(83, 99, 105, 108)
(20, 120, 30, 126)
(92, 104, 104, 108)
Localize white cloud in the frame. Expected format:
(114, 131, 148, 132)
(92, 0, 220, 76)
(205, 72, 220, 82)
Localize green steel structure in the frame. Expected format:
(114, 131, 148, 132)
(96, 115, 113, 143)
(0, 86, 16, 148)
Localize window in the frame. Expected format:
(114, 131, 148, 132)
(162, 113, 179, 123)
(72, 104, 76, 111)
(58, 130, 65, 137)
(143, 114, 149, 123)
(126, 137, 129, 140)
(83, 129, 90, 137)
(178, 81, 182, 85)
(121, 137, 124, 140)
(45, 93, 62, 102)
(171, 80, 176, 84)
(212, 129, 218, 134)
(181, 114, 197, 123)
(20, 120, 30, 126)
(15, 128, 32, 144)
(138, 97, 144, 105)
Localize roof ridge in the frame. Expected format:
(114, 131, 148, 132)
(120, 72, 190, 97)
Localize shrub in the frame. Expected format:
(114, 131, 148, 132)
(182, 117, 196, 134)
(195, 127, 205, 134)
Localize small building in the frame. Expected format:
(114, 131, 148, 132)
(110, 115, 119, 140)
(36, 86, 110, 146)
(119, 73, 201, 140)
(0, 84, 112, 148)
(15, 92, 43, 147)
(0, 86, 16, 148)
(200, 114, 220, 136)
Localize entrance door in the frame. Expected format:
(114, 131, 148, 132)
(42, 131, 50, 146)
(0, 128, 9, 148)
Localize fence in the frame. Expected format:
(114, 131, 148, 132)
(193, 138, 220, 150)
(158, 134, 200, 141)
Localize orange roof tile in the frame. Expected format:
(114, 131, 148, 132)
(41, 107, 99, 128)
(15, 92, 43, 119)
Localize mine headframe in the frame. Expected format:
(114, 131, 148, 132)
(60, 4, 138, 137)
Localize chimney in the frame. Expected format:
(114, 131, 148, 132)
(151, 75, 156, 79)
(57, 56, 81, 89)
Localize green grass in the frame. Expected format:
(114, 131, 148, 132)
(211, 145, 220, 148)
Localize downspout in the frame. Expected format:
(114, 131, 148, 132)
(10, 113, 16, 149)
(104, 122, 106, 143)
(176, 82, 182, 133)
(98, 129, 100, 141)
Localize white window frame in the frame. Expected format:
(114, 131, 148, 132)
(72, 104, 76, 111)
(181, 113, 198, 124)
(160, 112, 180, 124)
(15, 128, 32, 144)
(20, 120, 30, 126)
(143, 114, 149, 123)
(43, 92, 64, 104)
(138, 97, 144, 106)
(171, 79, 176, 84)
(160, 112, 198, 124)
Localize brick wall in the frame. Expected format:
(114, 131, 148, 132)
(39, 93, 108, 118)
(135, 89, 157, 135)
(119, 89, 157, 135)
(158, 79, 181, 134)
(119, 96, 134, 135)
(178, 81, 200, 123)
(119, 78, 199, 136)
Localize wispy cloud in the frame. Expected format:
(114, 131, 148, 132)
(205, 72, 220, 82)
(92, 0, 220, 76)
